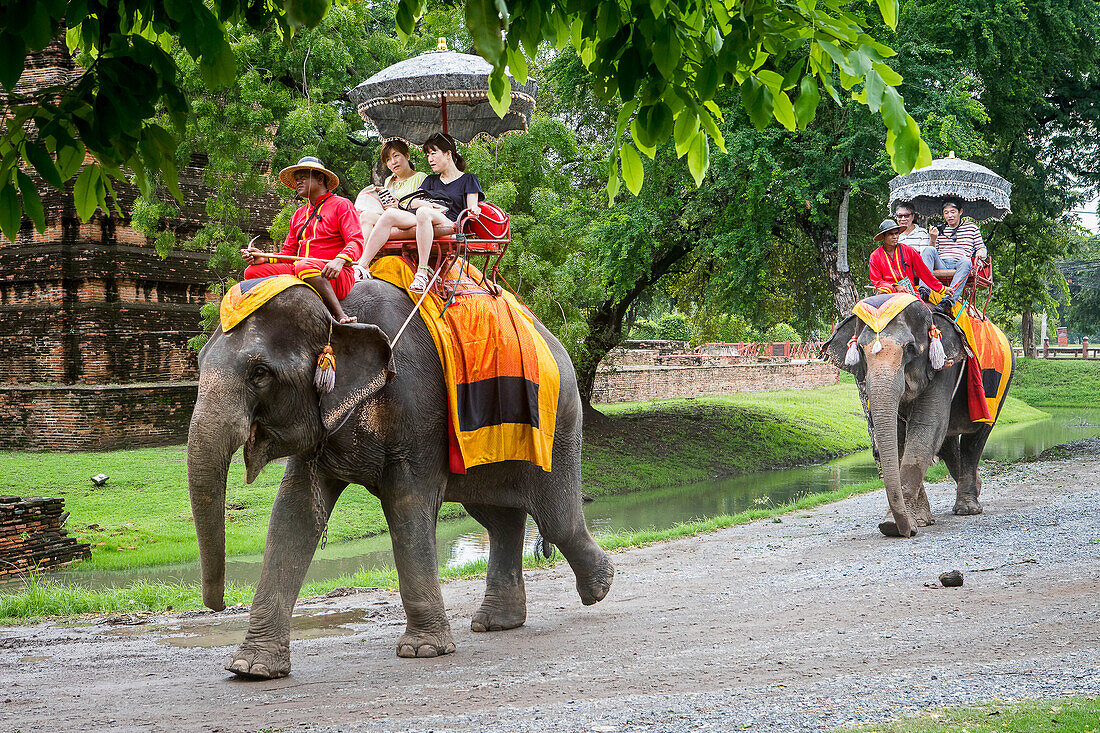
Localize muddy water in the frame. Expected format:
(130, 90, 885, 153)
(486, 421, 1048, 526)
(41, 407, 1100, 591)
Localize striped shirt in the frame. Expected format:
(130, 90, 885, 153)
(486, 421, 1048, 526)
(899, 225, 929, 249)
(936, 221, 987, 261)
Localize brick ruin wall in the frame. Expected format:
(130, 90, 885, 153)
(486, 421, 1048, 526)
(0, 39, 282, 451)
(591, 361, 839, 404)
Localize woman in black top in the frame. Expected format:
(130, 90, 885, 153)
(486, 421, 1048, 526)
(359, 132, 484, 292)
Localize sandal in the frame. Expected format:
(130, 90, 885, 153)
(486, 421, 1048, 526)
(409, 266, 433, 293)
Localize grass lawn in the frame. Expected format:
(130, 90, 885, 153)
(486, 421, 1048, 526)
(853, 696, 1100, 732)
(1011, 358, 1100, 407)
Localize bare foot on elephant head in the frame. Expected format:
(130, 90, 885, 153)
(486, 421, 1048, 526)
(396, 629, 456, 658)
(226, 641, 291, 680)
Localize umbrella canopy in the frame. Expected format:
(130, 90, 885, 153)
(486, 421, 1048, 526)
(889, 153, 1012, 222)
(347, 41, 537, 146)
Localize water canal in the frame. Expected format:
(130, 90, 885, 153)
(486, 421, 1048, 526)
(53, 407, 1100, 590)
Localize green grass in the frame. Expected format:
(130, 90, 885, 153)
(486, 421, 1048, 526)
(851, 696, 1100, 732)
(1011, 359, 1100, 407)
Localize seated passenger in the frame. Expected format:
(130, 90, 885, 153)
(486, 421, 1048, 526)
(868, 218, 947, 302)
(921, 198, 987, 310)
(894, 202, 929, 249)
(240, 156, 362, 324)
(354, 140, 427, 237)
(359, 132, 484, 293)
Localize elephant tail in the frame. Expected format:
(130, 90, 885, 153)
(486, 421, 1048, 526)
(533, 533, 556, 560)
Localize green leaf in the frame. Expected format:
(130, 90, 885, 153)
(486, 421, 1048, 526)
(0, 33, 26, 90)
(773, 90, 796, 130)
(816, 40, 851, 75)
(698, 107, 726, 152)
(873, 61, 902, 86)
(488, 66, 512, 118)
(617, 46, 641, 100)
(756, 69, 784, 91)
(57, 142, 86, 180)
(73, 165, 100, 221)
(285, 0, 331, 28)
(696, 62, 719, 101)
(740, 77, 772, 130)
(16, 170, 44, 232)
(24, 2, 54, 50)
(687, 130, 709, 186)
(621, 144, 644, 195)
(506, 45, 528, 85)
(23, 142, 62, 188)
(890, 114, 921, 173)
(794, 75, 820, 128)
(466, 0, 506, 65)
(916, 139, 933, 169)
(638, 101, 674, 146)
(630, 118, 658, 158)
(606, 158, 621, 204)
(0, 181, 19, 241)
(674, 109, 699, 158)
(653, 26, 681, 80)
(395, 0, 416, 39)
(875, 0, 899, 30)
(880, 86, 906, 131)
(615, 99, 638, 139)
(650, 0, 669, 19)
(865, 68, 885, 113)
(200, 38, 236, 89)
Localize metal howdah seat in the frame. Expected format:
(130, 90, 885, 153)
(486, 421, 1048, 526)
(376, 208, 511, 292)
(933, 257, 994, 316)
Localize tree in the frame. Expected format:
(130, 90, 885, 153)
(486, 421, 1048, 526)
(0, 0, 928, 242)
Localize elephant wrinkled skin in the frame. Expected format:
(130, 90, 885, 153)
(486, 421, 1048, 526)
(187, 280, 613, 679)
(823, 300, 1013, 538)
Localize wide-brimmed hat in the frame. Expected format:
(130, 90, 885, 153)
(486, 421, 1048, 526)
(278, 156, 339, 191)
(873, 218, 905, 241)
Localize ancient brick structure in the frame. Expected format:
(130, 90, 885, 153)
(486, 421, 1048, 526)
(0, 40, 282, 450)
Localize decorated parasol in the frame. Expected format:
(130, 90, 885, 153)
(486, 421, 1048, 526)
(347, 39, 537, 146)
(889, 152, 1012, 222)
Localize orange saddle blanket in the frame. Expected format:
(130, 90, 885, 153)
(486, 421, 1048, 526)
(370, 256, 559, 473)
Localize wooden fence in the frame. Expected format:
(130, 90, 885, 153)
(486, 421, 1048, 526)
(696, 341, 825, 360)
(1013, 337, 1098, 360)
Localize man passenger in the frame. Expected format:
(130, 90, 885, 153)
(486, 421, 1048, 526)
(922, 198, 987, 311)
(240, 156, 363, 324)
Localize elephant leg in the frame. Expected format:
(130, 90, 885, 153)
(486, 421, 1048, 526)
(228, 459, 345, 680)
(380, 475, 455, 659)
(954, 429, 990, 515)
(464, 503, 527, 632)
(530, 493, 613, 607)
(939, 434, 963, 488)
(895, 414, 941, 528)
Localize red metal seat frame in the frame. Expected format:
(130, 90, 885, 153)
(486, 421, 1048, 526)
(374, 208, 510, 292)
(933, 257, 993, 317)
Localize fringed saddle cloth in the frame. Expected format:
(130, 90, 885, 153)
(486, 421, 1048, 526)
(219, 275, 306, 331)
(371, 256, 559, 473)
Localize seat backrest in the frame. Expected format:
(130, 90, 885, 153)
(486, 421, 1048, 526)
(463, 201, 509, 240)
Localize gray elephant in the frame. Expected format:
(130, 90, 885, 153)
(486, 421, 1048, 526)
(823, 295, 1014, 538)
(188, 279, 614, 679)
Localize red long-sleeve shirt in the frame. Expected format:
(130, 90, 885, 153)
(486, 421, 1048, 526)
(868, 243, 944, 294)
(280, 192, 364, 263)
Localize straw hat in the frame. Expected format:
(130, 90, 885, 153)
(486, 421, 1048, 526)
(873, 218, 905, 241)
(278, 156, 339, 191)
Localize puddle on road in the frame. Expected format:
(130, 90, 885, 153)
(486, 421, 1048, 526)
(101, 608, 378, 648)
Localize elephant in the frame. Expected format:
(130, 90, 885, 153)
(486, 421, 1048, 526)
(823, 296, 1014, 538)
(187, 278, 614, 679)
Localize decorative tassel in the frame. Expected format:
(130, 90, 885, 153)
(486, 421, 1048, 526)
(929, 325, 946, 370)
(871, 335, 883, 354)
(844, 336, 860, 366)
(314, 344, 336, 394)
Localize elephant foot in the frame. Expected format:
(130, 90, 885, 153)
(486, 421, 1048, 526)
(396, 628, 456, 659)
(914, 508, 936, 527)
(575, 551, 615, 606)
(953, 497, 983, 515)
(226, 641, 290, 680)
(878, 511, 917, 538)
(470, 589, 525, 629)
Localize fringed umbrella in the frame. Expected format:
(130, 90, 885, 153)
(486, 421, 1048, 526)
(347, 39, 537, 146)
(889, 152, 1012, 223)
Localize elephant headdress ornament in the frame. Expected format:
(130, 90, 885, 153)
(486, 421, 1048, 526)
(847, 293, 946, 369)
(220, 275, 339, 394)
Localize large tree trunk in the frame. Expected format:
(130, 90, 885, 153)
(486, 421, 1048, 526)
(1021, 304, 1034, 358)
(799, 210, 859, 316)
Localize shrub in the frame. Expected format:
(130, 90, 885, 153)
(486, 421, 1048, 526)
(764, 322, 802, 342)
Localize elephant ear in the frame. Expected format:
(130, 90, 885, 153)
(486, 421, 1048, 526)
(319, 322, 396, 432)
(931, 312, 967, 365)
(821, 314, 866, 380)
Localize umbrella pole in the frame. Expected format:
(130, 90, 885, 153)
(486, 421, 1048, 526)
(442, 93, 448, 134)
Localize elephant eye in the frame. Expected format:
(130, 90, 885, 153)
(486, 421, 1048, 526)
(248, 364, 273, 388)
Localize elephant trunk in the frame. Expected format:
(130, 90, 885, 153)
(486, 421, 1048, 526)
(187, 377, 249, 611)
(867, 363, 912, 537)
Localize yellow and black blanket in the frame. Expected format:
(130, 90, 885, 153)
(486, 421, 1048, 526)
(219, 274, 306, 331)
(372, 256, 559, 473)
(950, 302, 1013, 424)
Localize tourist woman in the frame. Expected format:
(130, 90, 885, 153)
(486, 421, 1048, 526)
(354, 141, 426, 272)
(359, 132, 483, 292)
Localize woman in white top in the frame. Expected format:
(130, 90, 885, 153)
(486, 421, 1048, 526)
(354, 140, 426, 266)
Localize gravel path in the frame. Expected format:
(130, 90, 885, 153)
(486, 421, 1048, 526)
(4, 440, 1100, 732)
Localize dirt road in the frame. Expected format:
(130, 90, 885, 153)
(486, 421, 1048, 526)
(4, 441, 1100, 732)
